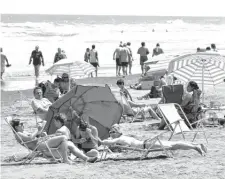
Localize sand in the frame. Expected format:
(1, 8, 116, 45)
(1, 75, 225, 179)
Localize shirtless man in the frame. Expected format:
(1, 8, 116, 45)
(99, 124, 207, 156)
(0, 47, 11, 80)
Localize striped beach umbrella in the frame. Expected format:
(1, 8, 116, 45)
(168, 52, 225, 101)
(45, 59, 95, 78)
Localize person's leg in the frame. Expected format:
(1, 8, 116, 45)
(118, 66, 121, 76)
(95, 67, 98, 77)
(1, 72, 3, 80)
(141, 64, 144, 75)
(38, 136, 71, 164)
(67, 141, 89, 160)
(128, 100, 145, 108)
(146, 140, 207, 156)
(85, 149, 99, 157)
(34, 65, 40, 79)
(129, 61, 132, 74)
(145, 107, 161, 120)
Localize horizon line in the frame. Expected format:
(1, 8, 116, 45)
(1, 13, 225, 18)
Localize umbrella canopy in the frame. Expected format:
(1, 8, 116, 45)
(44, 84, 123, 139)
(45, 59, 95, 78)
(168, 53, 225, 102)
(168, 53, 225, 86)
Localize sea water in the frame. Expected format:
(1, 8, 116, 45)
(1, 14, 225, 90)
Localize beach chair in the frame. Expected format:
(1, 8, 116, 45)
(157, 103, 208, 143)
(119, 92, 145, 122)
(4, 117, 62, 164)
(162, 84, 184, 104)
(100, 131, 172, 160)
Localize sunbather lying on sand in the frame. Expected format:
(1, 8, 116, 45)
(98, 124, 207, 156)
(11, 118, 97, 164)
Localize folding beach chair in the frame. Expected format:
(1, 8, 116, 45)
(100, 131, 172, 160)
(157, 103, 208, 143)
(162, 84, 184, 104)
(4, 117, 62, 164)
(119, 92, 145, 122)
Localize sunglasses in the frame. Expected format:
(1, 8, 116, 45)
(109, 131, 116, 134)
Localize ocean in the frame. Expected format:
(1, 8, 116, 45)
(1, 14, 225, 90)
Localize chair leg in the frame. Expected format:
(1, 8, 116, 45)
(169, 123, 178, 141)
(157, 138, 170, 157)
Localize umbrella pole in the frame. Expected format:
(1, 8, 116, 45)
(202, 59, 205, 104)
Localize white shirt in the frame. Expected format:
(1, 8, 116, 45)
(31, 98, 52, 120)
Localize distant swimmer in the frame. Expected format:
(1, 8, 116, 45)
(166, 29, 168, 32)
(211, 43, 218, 52)
(152, 29, 155, 32)
(29, 45, 44, 80)
(121, 30, 124, 33)
(152, 43, 164, 57)
(0, 47, 11, 80)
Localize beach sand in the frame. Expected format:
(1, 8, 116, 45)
(1, 75, 225, 179)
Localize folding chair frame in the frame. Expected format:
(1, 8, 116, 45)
(5, 117, 62, 164)
(157, 103, 208, 143)
(100, 131, 172, 161)
(120, 92, 145, 123)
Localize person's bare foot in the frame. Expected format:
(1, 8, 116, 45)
(87, 156, 98, 163)
(63, 160, 73, 165)
(196, 144, 207, 156)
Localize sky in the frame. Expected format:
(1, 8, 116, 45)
(1, 0, 225, 17)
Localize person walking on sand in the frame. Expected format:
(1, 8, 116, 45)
(127, 42, 133, 75)
(137, 42, 149, 76)
(89, 45, 99, 77)
(54, 48, 66, 64)
(0, 47, 11, 80)
(113, 43, 122, 76)
(29, 45, 44, 80)
(152, 43, 164, 57)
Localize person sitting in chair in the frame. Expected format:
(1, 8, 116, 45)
(98, 124, 207, 156)
(53, 113, 98, 162)
(11, 118, 98, 164)
(73, 118, 99, 158)
(137, 86, 161, 100)
(181, 81, 202, 124)
(31, 87, 52, 121)
(117, 79, 161, 121)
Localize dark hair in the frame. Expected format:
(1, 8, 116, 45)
(86, 48, 90, 51)
(92, 45, 95, 49)
(116, 79, 124, 85)
(206, 47, 211, 51)
(211, 43, 216, 49)
(11, 119, 21, 132)
(33, 86, 43, 95)
(156, 43, 160, 47)
(141, 42, 145, 46)
(127, 42, 131, 46)
(54, 77, 61, 83)
(54, 113, 67, 126)
(160, 76, 164, 79)
(79, 120, 88, 131)
(197, 47, 201, 52)
(188, 81, 199, 90)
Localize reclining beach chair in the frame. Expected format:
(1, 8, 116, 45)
(157, 103, 208, 143)
(4, 117, 62, 164)
(119, 92, 146, 122)
(100, 131, 172, 161)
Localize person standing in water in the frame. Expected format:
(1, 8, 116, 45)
(89, 45, 99, 77)
(29, 45, 44, 80)
(152, 43, 164, 57)
(137, 42, 149, 76)
(127, 42, 133, 75)
(0, 47, 11, 80)
(113, 43, 122, 76)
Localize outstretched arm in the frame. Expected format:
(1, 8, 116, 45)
(99, 137, 120, 146)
